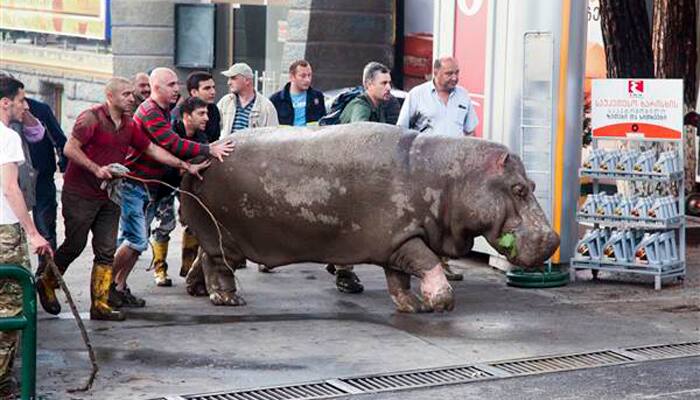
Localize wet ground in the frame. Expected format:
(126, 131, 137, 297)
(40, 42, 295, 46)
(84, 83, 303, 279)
(31, 226, 699, 399)
(356, 356, 700, 400)
(22, 180, 700, 399)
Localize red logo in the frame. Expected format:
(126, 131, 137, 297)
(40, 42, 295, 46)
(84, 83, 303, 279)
(628, 80, 644, 95)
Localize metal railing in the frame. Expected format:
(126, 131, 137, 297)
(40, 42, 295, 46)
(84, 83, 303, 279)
(0, 264, 37, 400)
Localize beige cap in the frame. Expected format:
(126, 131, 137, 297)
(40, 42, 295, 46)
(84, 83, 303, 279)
(221, 63, 254, 78)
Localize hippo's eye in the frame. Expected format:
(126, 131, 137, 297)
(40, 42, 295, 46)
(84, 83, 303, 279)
(512, 184, 527, 199)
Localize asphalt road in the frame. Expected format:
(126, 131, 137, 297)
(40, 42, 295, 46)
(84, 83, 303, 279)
(351, 356, 700, 400)
(29, 180, 700, 399)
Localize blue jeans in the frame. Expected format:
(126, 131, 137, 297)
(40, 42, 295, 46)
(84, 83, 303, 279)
(117, 181, 156, 253)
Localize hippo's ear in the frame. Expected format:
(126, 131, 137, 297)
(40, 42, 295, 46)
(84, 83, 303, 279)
(497, 152, 509, 172)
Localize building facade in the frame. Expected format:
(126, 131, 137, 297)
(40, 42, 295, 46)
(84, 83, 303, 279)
(0, 0, 395, 132)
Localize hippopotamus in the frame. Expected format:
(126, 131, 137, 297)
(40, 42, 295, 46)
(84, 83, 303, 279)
(180, 122, 559, 312)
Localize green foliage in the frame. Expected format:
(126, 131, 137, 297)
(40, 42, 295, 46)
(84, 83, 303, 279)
(497, 233, 518, 258)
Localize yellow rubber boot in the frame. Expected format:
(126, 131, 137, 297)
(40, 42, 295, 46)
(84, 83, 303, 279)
(36, 269, 61, 315)
(180, 230, 199, 278)
(152, 240, 172, 287)
(90, 264, 125, 321)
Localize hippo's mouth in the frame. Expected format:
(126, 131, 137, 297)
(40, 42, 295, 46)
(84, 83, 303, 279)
(496, 232, 518, 259)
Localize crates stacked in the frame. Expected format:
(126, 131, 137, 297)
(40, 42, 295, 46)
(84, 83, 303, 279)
(571, 142, 686, 290)
(403, 32, 432, 90)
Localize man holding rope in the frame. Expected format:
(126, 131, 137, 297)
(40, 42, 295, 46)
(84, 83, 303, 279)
(111, 68, 234, 310)
(0, 75, 53, 397)
(35, 76, 214, 321)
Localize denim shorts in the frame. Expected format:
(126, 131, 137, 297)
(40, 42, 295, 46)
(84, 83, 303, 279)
(117, 181, 157, 253)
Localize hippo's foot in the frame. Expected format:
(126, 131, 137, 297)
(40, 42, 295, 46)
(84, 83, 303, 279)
(420, 264, 455, 312)
(390, 290, 429, 313)
(209, 290, 247, 306)
(186, 281, 208, 297)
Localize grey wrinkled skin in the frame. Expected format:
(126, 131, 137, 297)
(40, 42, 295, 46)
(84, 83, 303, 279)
(180, 122, 559, 312)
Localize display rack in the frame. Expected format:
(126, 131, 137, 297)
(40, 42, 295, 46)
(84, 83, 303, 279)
(570, 136, 686, 290)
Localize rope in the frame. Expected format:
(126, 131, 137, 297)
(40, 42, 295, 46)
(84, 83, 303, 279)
(44, 167, 240, 393)
(119, 173, 241, 281)
(45, 257, 98, 393)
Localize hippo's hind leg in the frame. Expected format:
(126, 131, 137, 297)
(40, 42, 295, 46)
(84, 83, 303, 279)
(202, 250, 247, 306)
(384, 268, 427, 313)
(389, 238, 454, 313)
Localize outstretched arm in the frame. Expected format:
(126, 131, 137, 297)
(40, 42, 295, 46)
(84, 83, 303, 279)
(144, 143, 212, 180)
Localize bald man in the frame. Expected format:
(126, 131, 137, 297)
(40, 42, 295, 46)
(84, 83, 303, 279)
(396, 56, 479, 281)
(35, 77, 211, 321)
(110, 67, 234, 309)
(132, 72, 151, 113)
(397, 56, 478, 137)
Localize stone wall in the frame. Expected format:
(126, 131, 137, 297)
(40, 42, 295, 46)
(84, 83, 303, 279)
(111, 0, 176, 79)
(111, 0, 232, 97)
(284, 0, 395, 90)
(1, 64, 108, 134)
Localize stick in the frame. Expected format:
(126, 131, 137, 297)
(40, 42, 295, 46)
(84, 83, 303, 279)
(45, 258, 99, 392)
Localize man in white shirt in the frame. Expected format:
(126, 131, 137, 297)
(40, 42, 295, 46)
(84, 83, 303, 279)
(396, 56, 479, 281)
(397, 56, 478, 136)
(0, 76, 52, 397)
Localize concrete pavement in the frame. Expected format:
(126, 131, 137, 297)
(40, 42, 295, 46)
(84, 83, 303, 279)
(31, 221, 699, 399)
(23, 179, 700, 399)
(351, 356, 700, 400)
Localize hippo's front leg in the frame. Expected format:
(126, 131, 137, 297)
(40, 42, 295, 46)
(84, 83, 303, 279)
(185, 248, 208, 297)
(202, 252, 246, 306)
(384, 268, 427, 313)
(389, 238, 454, 312)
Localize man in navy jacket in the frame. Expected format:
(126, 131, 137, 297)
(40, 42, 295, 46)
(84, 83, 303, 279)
(27, 98, 67, 254)
(270, 60, 326, 126)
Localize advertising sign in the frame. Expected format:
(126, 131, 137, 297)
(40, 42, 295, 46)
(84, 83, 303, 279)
(591, 79, 684, 140)
(0, 0, 110, 40)
(585, 0, 606, 108)
(454, 0, 488, 138)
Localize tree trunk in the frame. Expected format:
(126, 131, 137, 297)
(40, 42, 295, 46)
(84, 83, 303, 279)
(652, 0, 698, 192)
(653, 0, 698, 107)
(599, 0, 654, 78)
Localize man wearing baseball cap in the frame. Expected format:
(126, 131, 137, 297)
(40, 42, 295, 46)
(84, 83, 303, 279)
(218, 63, 278, 137)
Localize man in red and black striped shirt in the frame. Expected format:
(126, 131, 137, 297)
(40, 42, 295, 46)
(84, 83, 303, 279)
(111, 68, 234, 307)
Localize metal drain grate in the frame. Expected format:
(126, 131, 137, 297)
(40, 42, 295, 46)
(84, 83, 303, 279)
(340, 365, 492, 392)
(153, 341, 700, 400)
(624, 342, 700, 360)
(488, 350, 633, 375)
(183, 382, 347, 400)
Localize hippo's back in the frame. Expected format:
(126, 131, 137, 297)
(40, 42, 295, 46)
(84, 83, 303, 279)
(224, 123, 405, 172)
(184, 123, 420, 265)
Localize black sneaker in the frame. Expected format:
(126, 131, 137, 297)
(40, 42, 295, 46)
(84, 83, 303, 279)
(120, 287, 146, 308)
(336, 269, 364, 294)
(108, 283, 123, 308)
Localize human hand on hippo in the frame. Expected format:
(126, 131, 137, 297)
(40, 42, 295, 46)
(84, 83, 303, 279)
(209, 138, 235, 162)
(182, 159, 211, 180)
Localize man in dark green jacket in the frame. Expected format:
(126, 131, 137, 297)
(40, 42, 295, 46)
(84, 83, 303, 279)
(339, 62, 392, 124)
(328, 62, 392, 294)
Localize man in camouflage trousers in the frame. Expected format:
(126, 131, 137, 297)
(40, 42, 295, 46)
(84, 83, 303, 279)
(0, 76, 52, 396)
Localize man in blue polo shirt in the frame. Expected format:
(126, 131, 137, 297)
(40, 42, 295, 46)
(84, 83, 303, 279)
(397, 56, 479, 281)
(397, 56, 478, 136)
